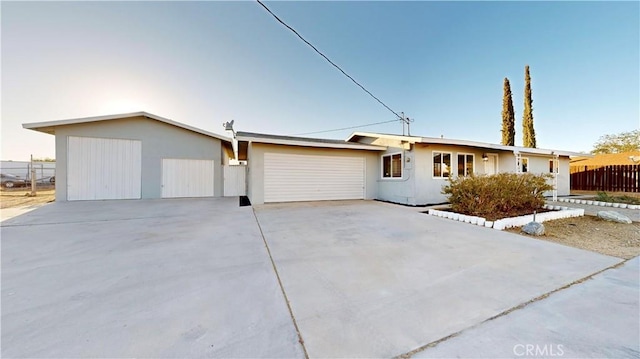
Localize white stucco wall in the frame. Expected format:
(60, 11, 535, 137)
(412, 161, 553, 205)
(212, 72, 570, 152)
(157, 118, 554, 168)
(53, 116, 226, 201)
(375, 143, 571, 205)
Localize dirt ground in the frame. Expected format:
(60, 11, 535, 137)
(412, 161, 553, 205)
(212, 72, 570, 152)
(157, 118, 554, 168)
(0, 187, 55, 209)
(507, 216, 640, 259)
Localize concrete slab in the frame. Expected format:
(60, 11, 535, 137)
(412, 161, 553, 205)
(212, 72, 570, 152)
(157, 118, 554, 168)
(1, 197, 303, 358)
(415, 257, 640, 358)
(254, 200, 622, 358)
(0, 203, 51, 222)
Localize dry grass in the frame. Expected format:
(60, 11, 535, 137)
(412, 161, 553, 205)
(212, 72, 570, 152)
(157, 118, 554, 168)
(507, 216, 640, 259)
(571, 190, 640, 199)
(0, 187, 55, 209)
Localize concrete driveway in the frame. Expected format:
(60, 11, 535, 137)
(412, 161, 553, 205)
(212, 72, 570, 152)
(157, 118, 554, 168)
(1, 198, 303, 358)
(2, 198, 631, 358)
(254, 200, 623, 358)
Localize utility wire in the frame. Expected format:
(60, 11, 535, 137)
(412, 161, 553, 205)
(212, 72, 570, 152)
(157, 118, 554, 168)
(256, 0, 404, 121)
(294, 119, 398, 136)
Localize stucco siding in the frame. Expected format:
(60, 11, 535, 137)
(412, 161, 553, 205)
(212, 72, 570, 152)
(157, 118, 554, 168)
(246, 143, 379, 205)
(376, 147, 416, 205)
(53, 116, 224, 201)
(376, 143, 572, 205)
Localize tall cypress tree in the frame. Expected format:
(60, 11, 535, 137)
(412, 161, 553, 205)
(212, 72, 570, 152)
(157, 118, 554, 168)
(522, 65, 537, 148)
(501, 78, 515, 146)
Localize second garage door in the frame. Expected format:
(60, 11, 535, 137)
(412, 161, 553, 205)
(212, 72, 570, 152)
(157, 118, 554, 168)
(162, 159, 215, 198)
(264, 152, 365, 203)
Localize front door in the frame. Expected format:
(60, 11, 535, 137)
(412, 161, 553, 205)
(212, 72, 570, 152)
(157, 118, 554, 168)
(484, 154, 498, 175)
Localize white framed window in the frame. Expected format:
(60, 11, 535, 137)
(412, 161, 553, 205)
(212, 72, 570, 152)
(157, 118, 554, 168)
(457, 153, 475, 177)
(382, 153, 402, 178)
(521, 157, 529, 173)
(549, 159, 559, 173)
(433, 151, 452, 178)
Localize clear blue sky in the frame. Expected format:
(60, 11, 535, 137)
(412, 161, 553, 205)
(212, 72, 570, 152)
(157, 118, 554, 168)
(2, 1, 638, 160)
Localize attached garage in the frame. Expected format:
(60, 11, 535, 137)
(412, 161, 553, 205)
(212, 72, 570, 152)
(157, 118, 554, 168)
(23, 112, 232, 202)
(264, 153, 365, 202)
(67, 136, 142, 200)
(237, 132, 385, 205)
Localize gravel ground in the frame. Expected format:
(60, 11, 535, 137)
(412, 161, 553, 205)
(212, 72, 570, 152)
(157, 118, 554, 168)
(0, 188, 55, 209)
(507, 216, 640, 259)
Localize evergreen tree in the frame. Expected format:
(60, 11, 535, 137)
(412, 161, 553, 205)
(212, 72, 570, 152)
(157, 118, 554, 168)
(522, 65, 537, 148)
(501, 78, 515, 146)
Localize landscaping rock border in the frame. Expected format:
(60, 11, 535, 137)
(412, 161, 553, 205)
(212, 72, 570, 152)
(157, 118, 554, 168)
(427, 206, 585, 231)
(556, 197, 638, 210)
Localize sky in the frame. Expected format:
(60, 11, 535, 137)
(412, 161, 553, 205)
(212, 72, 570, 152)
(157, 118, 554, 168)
(2, 1, 639, 161)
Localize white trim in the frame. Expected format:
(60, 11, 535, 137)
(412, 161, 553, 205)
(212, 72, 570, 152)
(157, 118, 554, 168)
(432, 151, 453, 179)
(23, 111, 232, 143)
(238, 135, 385, 151)
(381, 152, 403, 179)
(347, 132, 584, 157)
(457, 152, 475, 177)
(347, 131, 423, 143)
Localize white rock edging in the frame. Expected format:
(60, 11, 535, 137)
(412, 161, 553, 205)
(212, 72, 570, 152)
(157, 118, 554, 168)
(556, 198, 638, 210)
(427, 206, 584, 230)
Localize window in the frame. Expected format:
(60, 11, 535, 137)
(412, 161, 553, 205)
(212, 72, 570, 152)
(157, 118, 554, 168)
(549, 159, 558, 173)
(521, 157, 529, 173)
(382, 153, 402, 178)
(433, 152, 452, 178)
(457, 154, 474, 176)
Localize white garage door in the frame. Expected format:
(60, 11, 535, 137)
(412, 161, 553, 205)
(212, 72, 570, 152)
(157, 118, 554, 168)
(67, 136, 142, 201)
(162, 159, 214, 198)
(264, 152, 365, 203)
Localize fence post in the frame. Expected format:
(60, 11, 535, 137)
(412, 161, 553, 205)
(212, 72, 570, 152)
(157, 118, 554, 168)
(30, 155, 37, 196)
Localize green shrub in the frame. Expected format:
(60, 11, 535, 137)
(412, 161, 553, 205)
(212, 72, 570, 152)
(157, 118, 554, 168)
(442, 173, 553, 219)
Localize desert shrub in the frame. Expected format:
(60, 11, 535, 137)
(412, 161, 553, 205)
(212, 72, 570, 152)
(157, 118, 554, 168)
(442, 173, 553, 219)
(595, 191, 640, 205)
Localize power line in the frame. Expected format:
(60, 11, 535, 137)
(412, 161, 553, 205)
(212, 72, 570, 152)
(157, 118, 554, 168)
(294, 119, 398, 136)
(256, 0, 403, 121)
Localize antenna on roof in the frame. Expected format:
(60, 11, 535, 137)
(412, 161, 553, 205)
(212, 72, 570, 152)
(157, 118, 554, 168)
(223, 120, 235, 138)
(400, 112, 414, 136)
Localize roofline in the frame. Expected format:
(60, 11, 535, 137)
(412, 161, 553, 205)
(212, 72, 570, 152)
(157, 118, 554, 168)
(237, 133, 386, 151)
(22, 111, 232, 143)
(346, 131, 423, 143)
(347, 132, 584, 157)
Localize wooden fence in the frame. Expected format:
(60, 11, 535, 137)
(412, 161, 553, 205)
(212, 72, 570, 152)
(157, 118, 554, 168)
(570, 164, 639, 192)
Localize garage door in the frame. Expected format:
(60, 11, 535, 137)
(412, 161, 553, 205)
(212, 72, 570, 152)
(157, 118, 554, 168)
(67, 136, 142, 201)
(162, 159, 214, 198)
(264, 153, 364, 203)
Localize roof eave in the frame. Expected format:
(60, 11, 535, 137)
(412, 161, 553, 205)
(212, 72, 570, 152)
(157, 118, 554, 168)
(22, 112, 232, 143)
(237, 135, 386, 151)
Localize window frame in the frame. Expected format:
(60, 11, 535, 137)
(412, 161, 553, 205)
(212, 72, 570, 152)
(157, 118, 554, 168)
(432, 151, 453, 179)
(521, 157, 530, 173)
(457, 153, 475, 177)
(549, 159, 559, 174)
(381, 152, 403, 179)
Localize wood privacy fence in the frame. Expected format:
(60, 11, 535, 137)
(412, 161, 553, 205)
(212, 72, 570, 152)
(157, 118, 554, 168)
(570, 165, 639, 192)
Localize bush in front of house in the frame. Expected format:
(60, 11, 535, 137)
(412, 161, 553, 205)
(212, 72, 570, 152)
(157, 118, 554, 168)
(442, 173, 553, 220)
